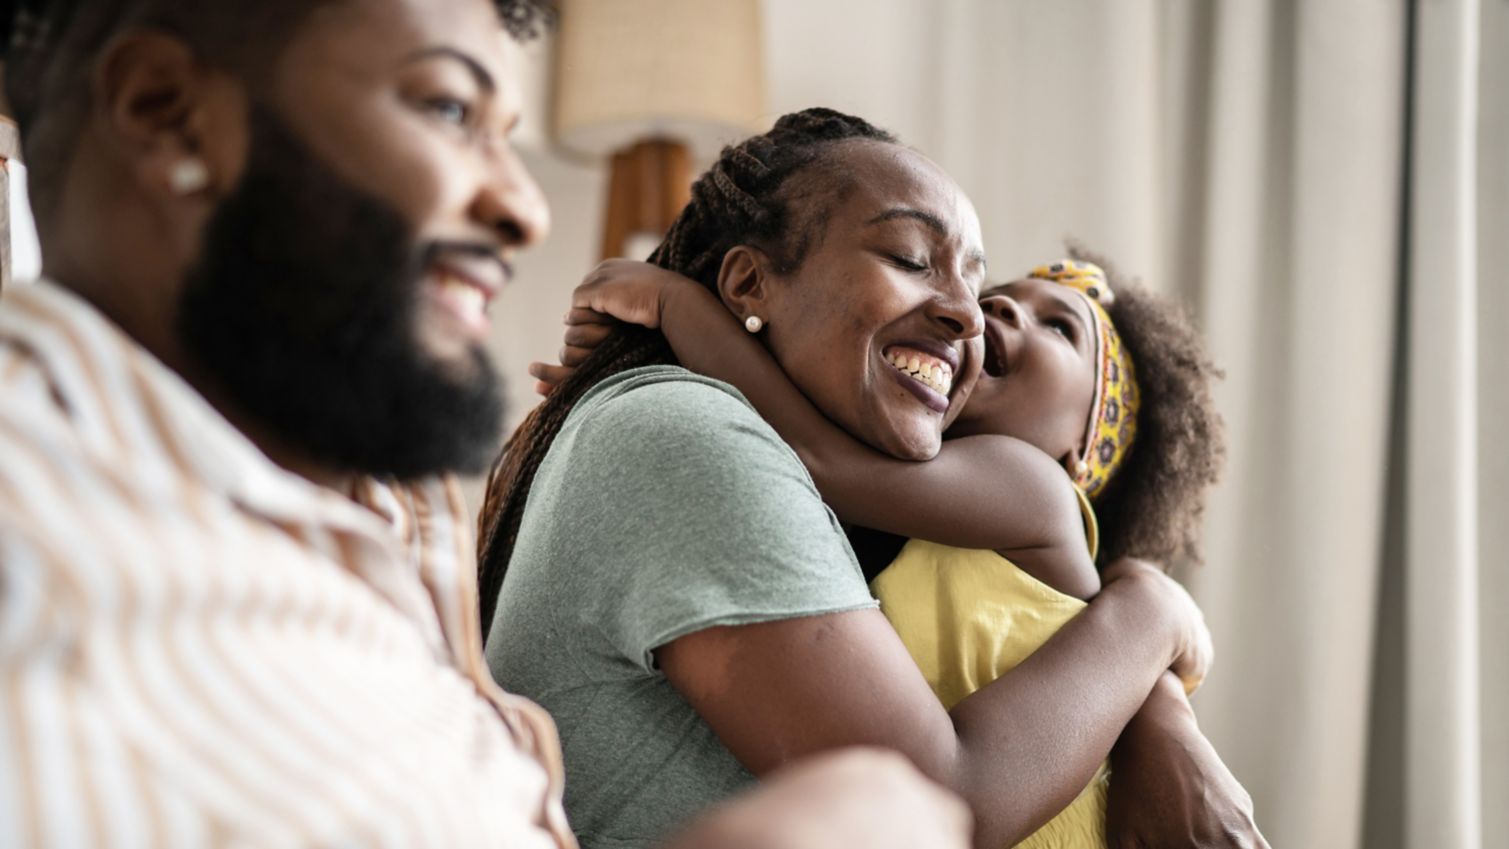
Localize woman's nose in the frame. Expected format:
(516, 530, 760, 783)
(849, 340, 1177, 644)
(929, 282, 985, 339)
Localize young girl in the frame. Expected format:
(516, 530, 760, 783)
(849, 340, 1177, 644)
(535, 250, 1225, 848)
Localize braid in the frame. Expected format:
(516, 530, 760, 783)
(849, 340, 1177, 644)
(477, 107, 896, 629)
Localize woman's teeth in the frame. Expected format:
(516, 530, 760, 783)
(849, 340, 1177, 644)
(886, 349, 953, 395)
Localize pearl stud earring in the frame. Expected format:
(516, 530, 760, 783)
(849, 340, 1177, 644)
(168, 158, 210, 195)
(744, 316, 765, 334)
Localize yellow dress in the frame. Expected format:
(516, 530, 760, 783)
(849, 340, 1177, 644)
(870, 490, 1107, 849)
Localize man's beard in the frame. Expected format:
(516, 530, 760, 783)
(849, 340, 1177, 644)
(175, 105, 506, 480)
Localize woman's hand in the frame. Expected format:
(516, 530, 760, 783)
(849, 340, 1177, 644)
(528, 259, 704, 395)
(1106, 674, 1268, 849)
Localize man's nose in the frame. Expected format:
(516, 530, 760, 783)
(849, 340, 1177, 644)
(470, 148, 551, 249)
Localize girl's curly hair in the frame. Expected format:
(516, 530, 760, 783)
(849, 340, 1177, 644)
(1069, 243, 1226, 568)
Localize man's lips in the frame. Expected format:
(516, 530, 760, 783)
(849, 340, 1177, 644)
(430, 253, 510, 304)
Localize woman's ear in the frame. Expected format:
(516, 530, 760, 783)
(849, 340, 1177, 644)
(715, 245, 776, 328)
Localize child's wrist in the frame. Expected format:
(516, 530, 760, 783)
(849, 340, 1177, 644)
(661, 278, 723, 329)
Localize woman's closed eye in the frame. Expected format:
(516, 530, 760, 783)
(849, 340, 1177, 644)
(887, 254, 929, 273)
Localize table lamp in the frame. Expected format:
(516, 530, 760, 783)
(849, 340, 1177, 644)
(552, 0, 768, 260)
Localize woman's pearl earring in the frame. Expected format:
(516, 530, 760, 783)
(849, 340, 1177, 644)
(744, 315, 765, 334)
(168, 158, 210, 195)
(1073, 460, 1090, 479)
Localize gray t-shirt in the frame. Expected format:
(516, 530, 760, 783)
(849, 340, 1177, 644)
(486, 365, 877, 849)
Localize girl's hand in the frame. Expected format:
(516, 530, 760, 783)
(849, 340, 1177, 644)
(572, 258, 696, 329)
(528, 308, 615, 395)
(528, 260, 704, 395)
(1107, 674, 1269, 849)
(1101, 558, 1213, 692)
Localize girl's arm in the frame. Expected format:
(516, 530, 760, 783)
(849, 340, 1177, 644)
(564, 261, 1093, 575)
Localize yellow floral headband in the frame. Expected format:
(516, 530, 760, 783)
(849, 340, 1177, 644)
(1025, 259, 1140, 500)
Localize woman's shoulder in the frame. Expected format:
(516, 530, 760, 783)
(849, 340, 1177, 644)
(582, 361, 754, 404)
(569, 365, 786, 452)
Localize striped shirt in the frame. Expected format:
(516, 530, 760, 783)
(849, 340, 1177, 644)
(0, 281, 576, 849)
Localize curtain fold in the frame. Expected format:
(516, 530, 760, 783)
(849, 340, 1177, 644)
(1401, 3, 1483, 847)
(1178, 5, 1405, 846)
(1474, 4, 1509, 843)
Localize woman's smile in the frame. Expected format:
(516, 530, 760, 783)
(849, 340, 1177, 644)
(882, 342, 960, 412)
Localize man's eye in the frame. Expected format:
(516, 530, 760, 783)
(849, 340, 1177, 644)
(423, 97, 471, 125)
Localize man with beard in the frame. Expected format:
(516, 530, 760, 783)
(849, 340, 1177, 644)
(0, 1, 971, 848)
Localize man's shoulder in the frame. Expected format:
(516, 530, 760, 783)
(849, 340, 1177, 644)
(0, 338, 180, 534)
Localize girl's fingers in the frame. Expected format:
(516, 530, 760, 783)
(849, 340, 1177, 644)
(570, 281, 662, 328)
(563, 323, 613, 348)
(564, 307, 616, 326)
(529, 361, 576, 390)
(559, 345, 596, 368)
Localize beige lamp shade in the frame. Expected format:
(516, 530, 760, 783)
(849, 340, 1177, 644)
(553, 0, 768, 159)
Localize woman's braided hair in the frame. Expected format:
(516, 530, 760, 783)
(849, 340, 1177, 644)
(477, 108, 897, 628)
(1067, 243, 1227, 568)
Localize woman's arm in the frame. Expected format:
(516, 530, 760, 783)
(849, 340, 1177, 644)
(562, 261, 1092, 567)
(658, 557, 1212, 849)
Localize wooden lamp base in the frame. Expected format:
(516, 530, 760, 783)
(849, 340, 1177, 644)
(599, 138, 692, 261)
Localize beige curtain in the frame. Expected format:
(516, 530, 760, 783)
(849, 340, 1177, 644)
(759, 1, 1503, 846)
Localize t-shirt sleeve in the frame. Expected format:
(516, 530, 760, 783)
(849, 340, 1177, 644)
(558, 377, 877, 673)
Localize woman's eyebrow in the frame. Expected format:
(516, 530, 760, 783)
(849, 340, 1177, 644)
(402, 46, 497, 93)
(867, 207, 947, 234)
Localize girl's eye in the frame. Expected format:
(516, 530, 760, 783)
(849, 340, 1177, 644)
(422, 96, 472, 126)
(1047, 318, 1074, 340)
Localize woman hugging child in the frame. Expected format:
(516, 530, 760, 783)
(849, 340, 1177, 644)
(535, 248, 1225, 848)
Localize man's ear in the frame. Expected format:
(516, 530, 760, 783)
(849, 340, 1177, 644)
(95, 30, 247, 200)
(716, 245, 777, 328)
